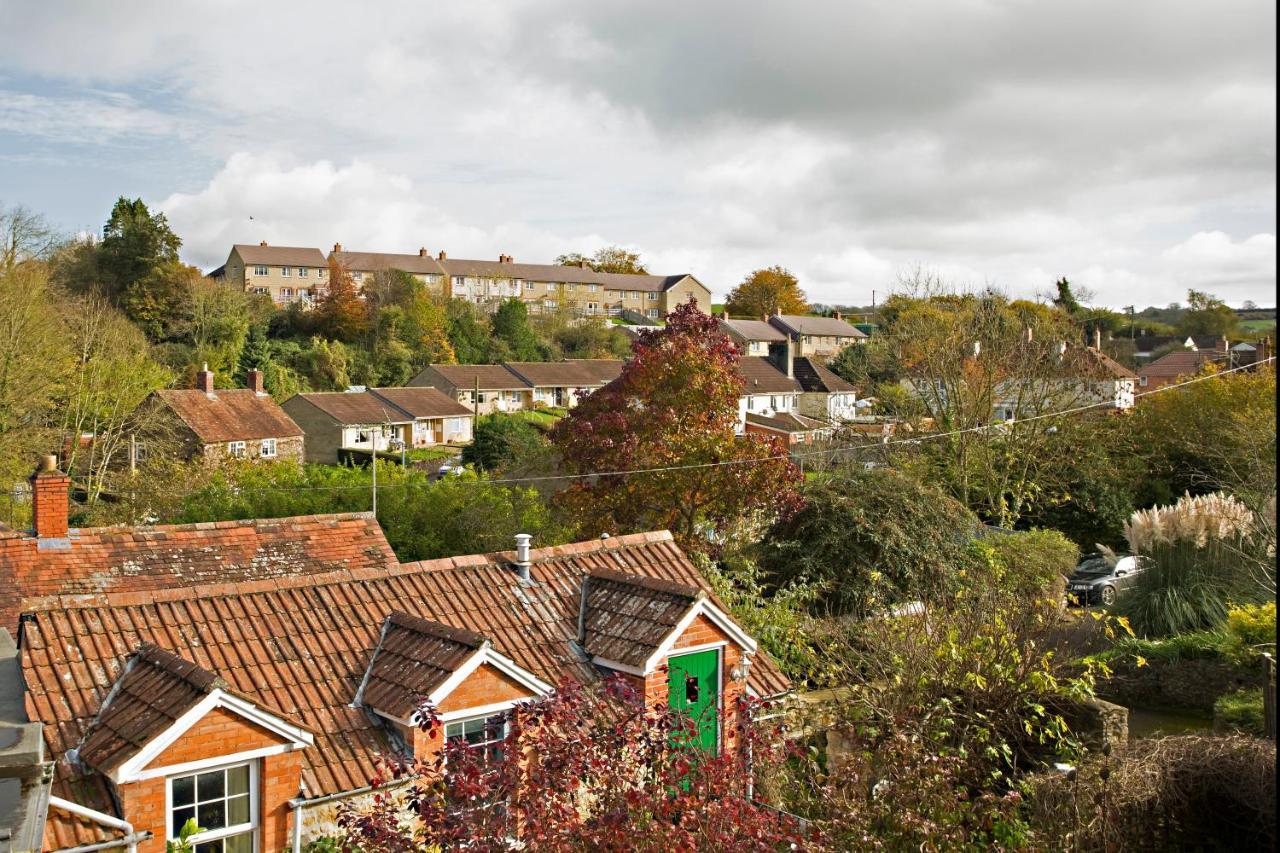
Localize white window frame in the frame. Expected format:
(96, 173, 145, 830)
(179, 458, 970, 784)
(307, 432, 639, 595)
(647, 292, 658, 301)
(297, 267, 309, 278)
(280, 266, 292, 277)
(279, 287, 293, 298)
(252, 287, 269, 295)
(166, 758, 258, 851)
(647, 308, 659, 318)
(228, 441, 247, 458)
(252, 265, 268, 277)
(443, 711, 510, 766)
(260, 438, 277, 458)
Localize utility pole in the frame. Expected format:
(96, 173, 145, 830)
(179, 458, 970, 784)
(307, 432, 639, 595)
(473, 376, 480, 419)
(370, 428, 377, 517)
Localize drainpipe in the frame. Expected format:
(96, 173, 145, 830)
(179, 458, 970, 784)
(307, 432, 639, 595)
(48, 796, 140, 853)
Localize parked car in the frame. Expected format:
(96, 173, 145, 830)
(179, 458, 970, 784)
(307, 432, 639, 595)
(1067, 553, 1150, 606)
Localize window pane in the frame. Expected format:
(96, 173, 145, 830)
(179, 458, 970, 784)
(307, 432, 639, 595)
(172, 775, 195, 806)
(195, 841, 223, 853)
(224, 832, 254, 853)
(227, 793, 250, 826)
(172, 806, 196, 833)
(225, 764, 249, 796)
(198, 800, 226, 831)
(198, 770, 225, 800)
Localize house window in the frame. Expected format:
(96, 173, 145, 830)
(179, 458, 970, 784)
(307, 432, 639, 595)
(252, 287, 269, 295)
(1139, 376, 1148, 387)
(280, 267, 292, 277)
(252, 265, 269, 276)
(168, 762, 256, 853)
(587, 284, 598, 292)
(647, 292, 658, 301)
(298, 289, 311, 299)
(279, 287, 293, 298)
(352, 272, 363, 281)
(318, 268, 327, 278)
(260, 438, 277, 458)
(545, 299, 557, 309)
(586, 302, 599, 313)
(524, 281, 535, 292)
(297, 267, 309, 278)
(228, 441, 247, 458)
(445, 713, 508, 765)
(647, 308, 659, 319)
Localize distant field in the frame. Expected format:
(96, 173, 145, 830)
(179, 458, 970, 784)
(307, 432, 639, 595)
(1240, 318, 1277, 333)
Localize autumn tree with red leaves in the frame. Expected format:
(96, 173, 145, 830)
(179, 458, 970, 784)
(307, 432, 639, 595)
(335, 677, 809, 852)
(317, 258, 369, 342)
(549, 302, 801, 549)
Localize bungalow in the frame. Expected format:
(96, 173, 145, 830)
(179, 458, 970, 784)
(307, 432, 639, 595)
(135, 367, 304, 463)
(792, 357, 859, 421)
(767, 313, 867, 358)
(1136, 348, 1227, 394)
(408, 364, 532, 414)
(504, 359, 624, 408)
(281, 387, 473, 464)
(11, 462, 787, 852)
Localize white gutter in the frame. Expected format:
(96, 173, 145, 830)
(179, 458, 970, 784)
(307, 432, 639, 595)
(47, 796, 139, 853)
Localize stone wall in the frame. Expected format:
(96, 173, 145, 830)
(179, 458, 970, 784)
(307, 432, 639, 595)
(1101, 657, 1256, 712)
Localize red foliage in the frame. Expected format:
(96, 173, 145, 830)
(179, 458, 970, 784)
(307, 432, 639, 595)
(317, 258, 370, 342)
(550, 302, 801, 549)
(335, 676, 812, 852)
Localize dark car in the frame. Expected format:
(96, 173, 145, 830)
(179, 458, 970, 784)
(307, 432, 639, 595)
(1067, 554, 1149, 606)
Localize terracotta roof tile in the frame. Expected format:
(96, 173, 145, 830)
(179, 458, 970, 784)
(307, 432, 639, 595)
(153, 388, 302, 443)
(359, 612, 487, 719)
(580, 570, 700, 668)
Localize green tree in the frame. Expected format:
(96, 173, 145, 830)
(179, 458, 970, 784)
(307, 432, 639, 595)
(1179, 289, 1241, 338)
(491, 298, 541, 361)
(556, 246, 648, 274)
(236, 325, 273, 382)
(98, 197, 181, 299)
(462, 415, 549, 471)
(445, 299, 495, 364)
(724, 266, 808, 318)
(1051, 277, 1082, 314)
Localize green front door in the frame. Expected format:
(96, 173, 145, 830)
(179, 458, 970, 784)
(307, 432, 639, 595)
(667, 649, 720, 753)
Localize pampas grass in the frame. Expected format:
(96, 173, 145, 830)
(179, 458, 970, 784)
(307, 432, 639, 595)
(1118, 493, 1263, 637)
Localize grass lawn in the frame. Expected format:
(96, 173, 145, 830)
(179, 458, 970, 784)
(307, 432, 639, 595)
(404, 446, 458, 462)
(1239, 318, 1276, 334)
(508, 408, 567, 430)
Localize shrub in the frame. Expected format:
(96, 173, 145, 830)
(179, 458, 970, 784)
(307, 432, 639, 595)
(1025, 735, 1277, 850)
(759, 470, 981, 616)
(1214, 689, 1266, 736)
(461, 415, 549, 472)
(1225, 601, 1277, 661)
(974, 528, 1078, 601)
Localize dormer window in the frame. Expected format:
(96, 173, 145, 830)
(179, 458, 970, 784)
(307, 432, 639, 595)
(445, 713, 509, 765)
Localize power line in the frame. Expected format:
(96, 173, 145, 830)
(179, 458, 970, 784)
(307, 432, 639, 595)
(219, 356, 1274, 495)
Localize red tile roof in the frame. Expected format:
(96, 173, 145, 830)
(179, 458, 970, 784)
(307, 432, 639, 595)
(580, 569, 702, 669)
(368, 387, 474, 419)
(358, 612, 487, 720)
(0, 512, 396, 634)
(503, 360, 624, 388)
(1138, 349, 1225, 379)
(153, 389, 303, 443)
(21, 532, 789, 845)
(232, 244, 327, 267)
(736, 357, 802, 394)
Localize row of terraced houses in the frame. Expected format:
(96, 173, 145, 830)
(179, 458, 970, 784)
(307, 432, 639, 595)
(210, 242, 712, 319)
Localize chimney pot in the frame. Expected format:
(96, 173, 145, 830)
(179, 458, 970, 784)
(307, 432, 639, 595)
(333, 242, 343, 253)
(419, 247, 428, 257)
(30, 456, 70, 539)
(514, 533, 533, 582)
(259, 240, 268, 247)
(196, 365, 215, 394)
(247, 369, 265, 394)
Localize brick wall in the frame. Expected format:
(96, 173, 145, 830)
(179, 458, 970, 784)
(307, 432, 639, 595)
(411, 664, 540, 764)
(113, 706, 304, 852)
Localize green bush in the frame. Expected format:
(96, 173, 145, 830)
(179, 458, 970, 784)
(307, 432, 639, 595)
(1214, 689, 1266, 736)
(758, 470, 981, 616)
(973, 528, 1078, 600)
(462, 415, 549, 471)
(1225, 602, 1277, 661)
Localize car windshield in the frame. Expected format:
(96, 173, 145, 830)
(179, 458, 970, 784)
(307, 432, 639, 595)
(1073, 558, 1114, 577)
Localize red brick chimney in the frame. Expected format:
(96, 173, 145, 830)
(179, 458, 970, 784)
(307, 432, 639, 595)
(247, 369, 265, 394)
(578, 260, 589, 269)
(196, 364, 215, 394)
(438, 250, 447, 260)
(419, 247, 428, 257)
(832, 311, 842, 321)
(333, 242, 343, 253)
(30, 455, 69, 539)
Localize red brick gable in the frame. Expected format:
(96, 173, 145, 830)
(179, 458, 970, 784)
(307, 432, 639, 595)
(144, 706, 290, 771)
(437, 664, 538, 714)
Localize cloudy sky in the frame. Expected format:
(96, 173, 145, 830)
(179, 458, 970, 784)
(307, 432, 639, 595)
(0, 1, 1274, 308)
